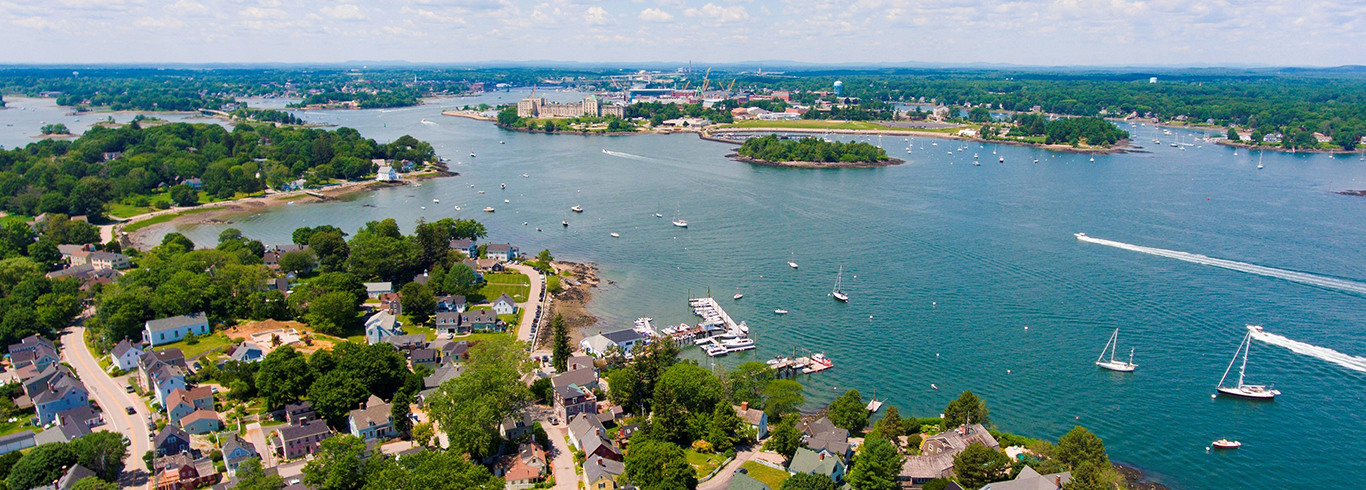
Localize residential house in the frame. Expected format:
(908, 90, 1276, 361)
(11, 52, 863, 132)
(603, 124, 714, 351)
(376, 166, 400, 181)
(898, 424, 999, 486)
(183, 178, 203, 189)
(410, 348, 441, 368)
(35, 414, 92, 445)
(552, 368, 598, 392)
(45, 264, 94, 280)
(263, 278, 290, 292)
(273, 420, 333, 460)
(1313, 132, 1332, 144)
(484, 243, 519, 261)
(463, 309, 499, 331)
(578, 329, 645, 358)
(980, 466, 1071, 490)
(70, 251, 131, 270)
(11, 344, 60, 371)
(284, 401, 315, 425)
(143, 312, 210, 347)
(8, 334, 55, 356)
(149, 364, 189, 408)
(165, 386, 214, 424)
(500, 412, 534, 441)
(734, 402, 768, 439)
(111, 339, 144, 371)
(801, 417, 851, 459)
(364, 282, 393, 298)
(221, 434, 261, 477)
(419, 364, 465, 402)
(790, 447, 846, 483)
(581, 432, 622, 462)
(364, 311, 403, 345)
(582, 456, 625, 490)
(41, 464, 96, 490)
(432, 339, 470, 362)
(29, 369, 89, 425)
(437, 295, 467, 312)
(378, 292, 403, 316)
(491, 294, 517, 315)
(567, 354, 595, 371)
(181, 410, 222, 434)
(1264, 133, 1283, 144)
(728, 473, 773, 490)
(567, 413, 607, 450)
(448, 239, 479, 258)
(434, 312, 463, 336)
(0, 431, 36, 456)
(348, 395, 395, 441)
(384, 334, 428, 352)
(493, 442, 547, 486)
(553, 384, 597, 427)
(227, 342, 264, 363)
(154, 425, 192, 457)
(155, 454, 218, 490)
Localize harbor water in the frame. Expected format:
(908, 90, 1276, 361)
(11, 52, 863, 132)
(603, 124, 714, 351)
(6, 91, 1366, 489)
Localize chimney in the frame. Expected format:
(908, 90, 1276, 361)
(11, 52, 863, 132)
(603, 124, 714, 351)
(597, 457, 603, 466)
(740, 402, 748, 411)
(819, 453, 825, 461)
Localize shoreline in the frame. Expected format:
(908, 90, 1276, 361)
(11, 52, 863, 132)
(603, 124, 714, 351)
(704, 127, 1141, 155)
(542, 261, 601, 348)
(1214, 139, 1364, 154)
(727, 153, 905, 169)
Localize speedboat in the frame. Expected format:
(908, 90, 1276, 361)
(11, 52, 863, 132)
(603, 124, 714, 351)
(571, 205, 584, 213)
(562, 220, 569, 227)
(1212, 439, 1241, 449)
(733, 293, 743, 300)
(433, 199, 439, 203)
(774, 309, 788, 315)
(483, 207, 495, 212)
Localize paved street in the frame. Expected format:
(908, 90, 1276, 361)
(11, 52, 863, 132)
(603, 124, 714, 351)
(698, 447, 756, 490)
(507, 263, 546, 344)
(546, 425, 577, 490)
(62, 327, 152, 490)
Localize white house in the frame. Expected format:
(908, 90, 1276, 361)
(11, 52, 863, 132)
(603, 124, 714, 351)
(143, 312, 210, 347)
(491, 294, 517, 315)
(578, 329, 646, 357)
(110, 340, 144, 371)
(364, 282, 393, 298)
(365, 311, 403, 345)
(376, 166, 400, 181)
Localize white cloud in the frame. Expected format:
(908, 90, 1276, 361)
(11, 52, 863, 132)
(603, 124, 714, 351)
(683, 2, 747, 22)
(583, 5, 612, 24)
(239, 7, 286, 19)
(320, 4, 366, 19)
(638, 7, 672, 21)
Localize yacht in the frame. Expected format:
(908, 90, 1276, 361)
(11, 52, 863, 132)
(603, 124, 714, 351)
(1216, 326, 1280, 400)
(721, 338, 756, 352)
(673, 218, 688, 228)
(1212, 439, 1242, 450)
(1095, 329, 1137, 372)
(831, 266, 849, 302)
(571, 205, 584, 213)
(788, 252, 799, 269)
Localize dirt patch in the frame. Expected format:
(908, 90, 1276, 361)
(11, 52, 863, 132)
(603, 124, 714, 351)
(226, 319, 335, 353)
(543, 261, 600, 347)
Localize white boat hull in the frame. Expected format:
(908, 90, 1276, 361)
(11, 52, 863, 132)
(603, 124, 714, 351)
(1096, 361, 1136, 372)
(1217, 386, 1279, 400)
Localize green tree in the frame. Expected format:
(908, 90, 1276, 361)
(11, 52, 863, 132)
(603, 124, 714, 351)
(872, 405, 905, 444)
(1063, 462, 1110, 490)
(391, 390, 414, 437)
(304, 291, 361, 336)
(780, 473, 839, 490)
(944, 390, 989, 428)
(235, 457, 285, 490)
(427, 336, 532, 459)
(70, 431, 129, 481)
(279, 249, 317, 274)
(400, 281, 436, 325)
(309, 370, 371, 427)
(357, 448, 503, 490)
(952, 442, 1010, 489)
(69, 477, 120, 490)
(1056, 426, 1109, 469)
(530, 377, 553, 403)
(726, 362, 775, 409)
(255, 346, 314, 408)
(846, 434, 904, 490)
(170, 184, 199, 207)
(302, 435, 368, 490)
(551, 314, 570, 372)
(1226, 127, 1239, 141)
(707, 403, 744, 453)
(827, 389, 868, 433)
(308, 231, 351, 272)
(762, 379, 804, 421)
(763, 417, 802, 459)
(623, 439, 697, 490)
(412, 422, 435, 448)
(606, 366, 641, 410)
(6, 442, 78, 490)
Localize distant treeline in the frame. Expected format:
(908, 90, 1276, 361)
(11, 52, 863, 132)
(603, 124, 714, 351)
(737, 135, 889, 163)
(1012, 115, 1130, 147)
(230, 108, 303, 125)
(289, 90, 420, 109)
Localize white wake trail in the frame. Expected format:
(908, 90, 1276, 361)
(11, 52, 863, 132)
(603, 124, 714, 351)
(1075, 234, 1366, 295)
(1251, 328, 1366, 374)
(601, 149, 652, 161)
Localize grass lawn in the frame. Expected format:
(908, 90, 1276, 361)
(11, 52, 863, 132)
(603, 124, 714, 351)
(450, 332, 515, 343)
(740, 461, 789, 489)
(122, 208, 214, 232)
(405, 323, 437, 341)
(158, 332, 236, 359)
(478, 284, 529, 303)
(684, 449, 726, 478)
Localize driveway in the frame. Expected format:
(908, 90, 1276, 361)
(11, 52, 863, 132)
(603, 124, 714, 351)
(244, 422, 276, 468)
(62, 327, 152, 489)
(506, 263, 545, 344)
(698, 447, 756, 490)
(547, 424, 577, 490)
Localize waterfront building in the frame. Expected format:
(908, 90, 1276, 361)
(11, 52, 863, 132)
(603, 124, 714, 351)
(517, 95, 626, 119)
(376, 166, 400, 181)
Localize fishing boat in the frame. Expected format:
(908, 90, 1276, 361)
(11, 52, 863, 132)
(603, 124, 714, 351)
(1212, 439, 1242, 449)
(1095, 329, 1137, 372)
(1216, 326, 1280, 400)
(610, 232, 620, 238)
(831, 266, 849, 302)
(571, 205, 584, 213)
(733, 293, 743, 300)
(774, 309, 788, 315)
(483, 207, 495, 212)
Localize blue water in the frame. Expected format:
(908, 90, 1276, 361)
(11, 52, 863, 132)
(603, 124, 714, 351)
(11, 90, 1366, 489)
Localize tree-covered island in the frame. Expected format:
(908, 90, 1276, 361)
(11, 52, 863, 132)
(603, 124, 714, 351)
(732, 135, 900, 167)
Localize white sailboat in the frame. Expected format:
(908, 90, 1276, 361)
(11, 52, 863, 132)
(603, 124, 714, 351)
(1095, 329, 1136, 372)
(1257, 151, 1264, 170)
(672, 204, 688, 228)
(831, 266, 849, 302)
(788, 252, 799, 269)
(1216, 326, 1280, 400)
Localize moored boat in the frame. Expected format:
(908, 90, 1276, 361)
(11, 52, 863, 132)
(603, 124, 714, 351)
(1216, 326, 1280, 400)
(1212, 439, 1241, 449)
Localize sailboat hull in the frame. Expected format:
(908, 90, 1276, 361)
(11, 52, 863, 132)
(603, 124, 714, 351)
(1216, 386, 1279, 400)
(1096, 361, 1136, 372)
(832, 292, 849, 302)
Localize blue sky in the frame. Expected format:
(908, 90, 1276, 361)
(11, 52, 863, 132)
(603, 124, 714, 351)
(2, 0, 1363, 66)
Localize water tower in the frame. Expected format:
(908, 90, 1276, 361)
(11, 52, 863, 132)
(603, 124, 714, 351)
(833, 80, 843, 96)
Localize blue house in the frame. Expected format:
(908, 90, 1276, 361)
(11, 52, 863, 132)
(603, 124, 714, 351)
(29, 370, 89, 425)
(448, 239, 479, 258)
(347, 395, 395, 441)
(364, 311, 403, 345)
(222, 435, 260, 477)
(227, 342, 264, 363)
(143, 312, 210, 347)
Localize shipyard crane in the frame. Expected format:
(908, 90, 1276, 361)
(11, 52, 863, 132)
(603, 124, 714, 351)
(699, 67, 712, 93)
(727, 79, 736, 94)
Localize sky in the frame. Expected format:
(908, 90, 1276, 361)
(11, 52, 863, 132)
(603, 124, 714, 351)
(2, 0, 1364, 66)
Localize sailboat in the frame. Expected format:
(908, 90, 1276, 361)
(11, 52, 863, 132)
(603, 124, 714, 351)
(654, 202, 664, 218)
(788, 252, 799, 269)
(1216, 326, 1280, 400)
(1095, 329, 1136, 372)
(1257, 151, 1264, 170)
(672, 203, 688, 228)
(831, 266, 849, 302)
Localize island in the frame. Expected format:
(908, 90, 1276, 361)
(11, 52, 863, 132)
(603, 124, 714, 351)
(729, 134, 903, 168)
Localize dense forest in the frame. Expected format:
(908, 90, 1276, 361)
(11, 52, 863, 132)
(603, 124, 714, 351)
(0, 122, 435, 220)
(737, 135, 890, 163)
(1009, 115, 1131, 147)
(290, 90, 420, 108)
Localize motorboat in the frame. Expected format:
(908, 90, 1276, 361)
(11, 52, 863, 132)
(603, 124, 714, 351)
(1212, 439, 1241, 449)
(562, 220, 569, 227)
(504, 199, 510, 203)
(1216, 326, 1280, 400)
(571, 205, 584, 213)
(500, 183, 506, 189)
(483, 207, 495, 212)
(478, 190, 484, 194)
(523, 173, 529, 178)
(610, 232, 620, 238)
(733, 293, 743, 300)
(1095, 329, 1137, 372)
(470, 152, 476, 157)
(774, 309, 788, 315)
(673, 219, 688, 228)
(433, 199, 439, 203)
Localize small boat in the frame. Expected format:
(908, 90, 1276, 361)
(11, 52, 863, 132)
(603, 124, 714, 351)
(1212, 439, 1241, 449)
(483, 207, 495, 212)
(1090, 157, 1095, 162)
(470, 152, 476, 157)
(831, 266, 849, 302)
(610, 232, 620, 238)
(433, 199, 439, 203)
(788, 261, 799, 269)
(999, 156, 1004, 163)
(504, 199, 510, 203)
(1216, 326, 1279, 400)
(654, 213, 663, 218)
(733, 293, 743, 300)
(571, 205, 584, 213)
(1095, 329, 1137, 372)
(500, 141, 505, 144)
(973, 161, 980, 166)
(673, 219, 688, 228)
(522, 173, 529, 178)
(500, 183, 506, 189)
(562, 220, 569, 227)
(478, 190, 485, 194)
(774, 309, 788, 315)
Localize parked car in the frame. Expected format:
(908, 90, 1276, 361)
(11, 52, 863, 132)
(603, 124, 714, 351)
(124, 384, 134, 393)
(125, 406, 136, 415)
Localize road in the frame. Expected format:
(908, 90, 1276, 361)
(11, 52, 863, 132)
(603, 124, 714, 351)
(62, 327, 151, 489)
(547, 424, 577, 490)
(506, 263, 546, 344)
(697, 448, 756, 490)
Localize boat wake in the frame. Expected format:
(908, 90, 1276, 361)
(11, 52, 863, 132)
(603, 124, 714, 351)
(420, 119, 438, 126)
(1075, 234, 1366, 296)
(602, 149, 652, 161)
(1251, 328, 1366, 374)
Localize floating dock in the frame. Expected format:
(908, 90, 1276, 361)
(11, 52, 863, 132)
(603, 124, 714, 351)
(767, 352, 835, 377)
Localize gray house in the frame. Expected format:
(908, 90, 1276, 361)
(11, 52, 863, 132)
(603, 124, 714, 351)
(144, 312, 210, 347)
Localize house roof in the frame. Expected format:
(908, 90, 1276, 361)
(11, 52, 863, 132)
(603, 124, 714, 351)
(410, 348, 439, 362)
(582, 457, 624, 483)
(366, 311, 399, 334)
(601, 329, 644, 343)
(734, 405, 765, 426)
(57, 405, 99, 424)
(727, 473, 773, 490)
(146, 312, 207, 333)
(222, 434, 259, 461)
(32, 372, 87, 405)
(181, 409, 220, 426)
(155, 424, 189, 449)
(424, 364, 465, 389)
(551, 368, 596, 390)
(8, 334, 55, 354)
(364, 282, 392, 293)
(448, 239, 474, 249)
(0, 430, 35, 446)
(349, 395, 392, 429)
(553, 383, 589, 401)
(229, 342, 263, 361)
(493, 294, 516, 306)
(981, 466, 1071, 490)
(567, 413, 606, 443)
(438, 295, 467, 306)
(277, 420, 331, 442)
(788, 447, 844, 477)
(384, 334, 427, 348)
(485, 243, 513, 253)
(57, 464, 96, 490)
(462, 309, 497, 323)
(582, 432, 620, 458)
(112, 339, 141, 358)
(567, 355, 595, 371)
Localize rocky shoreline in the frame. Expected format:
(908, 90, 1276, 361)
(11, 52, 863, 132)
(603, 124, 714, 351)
(1115, 463, 1172, 490)
(727, 153, 905, 169)
(541, 261, 601, 348)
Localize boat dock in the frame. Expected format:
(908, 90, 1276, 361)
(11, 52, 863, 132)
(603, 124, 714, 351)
(767, 352, 835, 377)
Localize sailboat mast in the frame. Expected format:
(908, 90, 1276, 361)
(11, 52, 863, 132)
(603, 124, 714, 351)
(1238, 332, 1250, 388)
(1111, 330, 1118, 363)
(1218, 334, 1241, 389)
